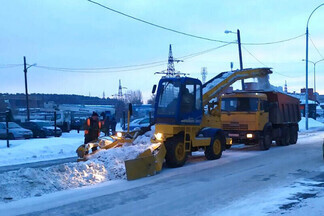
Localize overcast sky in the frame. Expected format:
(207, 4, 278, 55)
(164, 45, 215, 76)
(1, 0, 324, 102)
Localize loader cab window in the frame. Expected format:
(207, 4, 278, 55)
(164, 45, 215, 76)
(179, 81, 202, 124)
(181, 84, 195, 113)
(156, 81, 180, 115)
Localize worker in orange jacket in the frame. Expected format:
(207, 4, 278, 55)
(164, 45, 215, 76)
(84, 112, 101, 152)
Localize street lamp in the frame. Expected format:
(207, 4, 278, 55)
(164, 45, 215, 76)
(23, 56, 37, 121)
(225, 29, 244, 90)
(305, 3, 324, 130)
(302, 58, 324, 101)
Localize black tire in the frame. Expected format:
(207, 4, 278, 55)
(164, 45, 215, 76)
(205, 134, 223, 160)
(225, 144, 232, 149)
(7, 133, 15, 140)
(259, 129, 272, 150)
(277, 126, 290, 146)
(289, 125, 298, 144)
(165, 136, 187, 168)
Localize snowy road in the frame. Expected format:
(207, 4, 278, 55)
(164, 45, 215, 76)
(1, 131, 324, 216)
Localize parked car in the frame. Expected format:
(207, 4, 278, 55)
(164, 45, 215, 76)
(0, 122, 33, 140)
(124, 117, 151, 131)
(20, 120, 62, 138)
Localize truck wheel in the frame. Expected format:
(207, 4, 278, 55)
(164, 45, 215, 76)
(225, 144, 232, 149)
(205, 134, 223, 160)
(277, 126, 290, 146)
(289, 126, 298, 144)
(260, 130, 272, 150)
(165, 136, 187, 168)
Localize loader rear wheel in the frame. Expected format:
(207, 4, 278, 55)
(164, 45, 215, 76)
(165, 137, 187, 168)
(205, 134, 223, 160)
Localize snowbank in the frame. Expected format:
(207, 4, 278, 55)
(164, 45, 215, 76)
(0, 129, 155, 202)
(298, 117, 324, 131)
(0, 130, 84, 167)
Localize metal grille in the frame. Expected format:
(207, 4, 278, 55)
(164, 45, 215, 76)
(222, 122, 248, 130)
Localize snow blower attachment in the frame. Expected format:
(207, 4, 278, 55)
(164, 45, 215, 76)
(125, 142, 166, 180)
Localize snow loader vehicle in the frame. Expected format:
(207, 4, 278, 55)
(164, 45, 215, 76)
(151, 68, 273, 167)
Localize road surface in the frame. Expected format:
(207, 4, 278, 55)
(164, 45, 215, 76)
(1, 131, 324, 216)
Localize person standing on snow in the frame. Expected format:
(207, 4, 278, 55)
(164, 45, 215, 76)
(110, 116, 117, 135)
(84, 112, 101, 152)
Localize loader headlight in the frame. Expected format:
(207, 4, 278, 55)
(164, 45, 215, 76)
(155, 133, 163, 141)
(117, 132, 122, 138)
(246, 133, 253, 139)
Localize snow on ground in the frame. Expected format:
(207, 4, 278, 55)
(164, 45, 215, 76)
(0, 130, 84, 167)
(0, 129, 155, 202)
(208, 177, 324, 216)
(298, 117, 324, 131)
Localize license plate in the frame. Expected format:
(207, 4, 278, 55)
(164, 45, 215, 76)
(228, 133, 239, 137)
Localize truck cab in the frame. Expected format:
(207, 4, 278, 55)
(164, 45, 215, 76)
(221, 92, 269, 145)
(221, 91, 300, 150)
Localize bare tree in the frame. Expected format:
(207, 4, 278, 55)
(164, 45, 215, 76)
(124, 90, 143, 105)
(147, 94, 156, 107)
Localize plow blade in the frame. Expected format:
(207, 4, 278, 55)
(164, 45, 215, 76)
(125, 143, 166, 180)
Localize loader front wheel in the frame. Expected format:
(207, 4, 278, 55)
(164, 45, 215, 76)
(205, 134, 223, 160)
(165, 137, 187, 168)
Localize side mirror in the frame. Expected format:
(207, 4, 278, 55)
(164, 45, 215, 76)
(128, 103, 133, 116)
(152, 84, 157, 94)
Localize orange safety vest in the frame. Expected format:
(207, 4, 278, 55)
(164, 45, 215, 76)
(84, 118, 101, 135)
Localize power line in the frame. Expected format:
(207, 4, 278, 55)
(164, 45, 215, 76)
(87, 0, 305, 46)
(0, 64, 23, 69)
(242, 45, 297, 78)
(87, 0, 232, 44)
(242, 45, 267, 67)
(309, 35, 324, 59)
(31, 43, 232, 73)
(242, 34, 305, 45)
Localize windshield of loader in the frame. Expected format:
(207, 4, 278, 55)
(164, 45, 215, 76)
(157, 80, 180, 115)
(221, 97, 259, 112)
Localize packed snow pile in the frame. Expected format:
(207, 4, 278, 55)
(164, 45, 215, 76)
(299, 117, 324, 131)
(0, 129, 155, 202)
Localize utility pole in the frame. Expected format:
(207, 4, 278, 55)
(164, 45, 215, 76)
(23, 56, 30, 121)
(305, 3, 324, 130)
(167, 44, 176, 76)
(237, 29, 244, 90)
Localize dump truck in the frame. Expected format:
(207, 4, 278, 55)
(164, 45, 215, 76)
(221, 91, 301, 150)
(151, 68, 273, 167)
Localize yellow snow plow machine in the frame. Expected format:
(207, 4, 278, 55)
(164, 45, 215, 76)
(76, 104, 166, 180)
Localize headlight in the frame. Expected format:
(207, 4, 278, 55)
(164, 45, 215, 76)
(154, 133, 163, 141)
(117, 132, 122, 138)
(246, 133, 253, 138)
